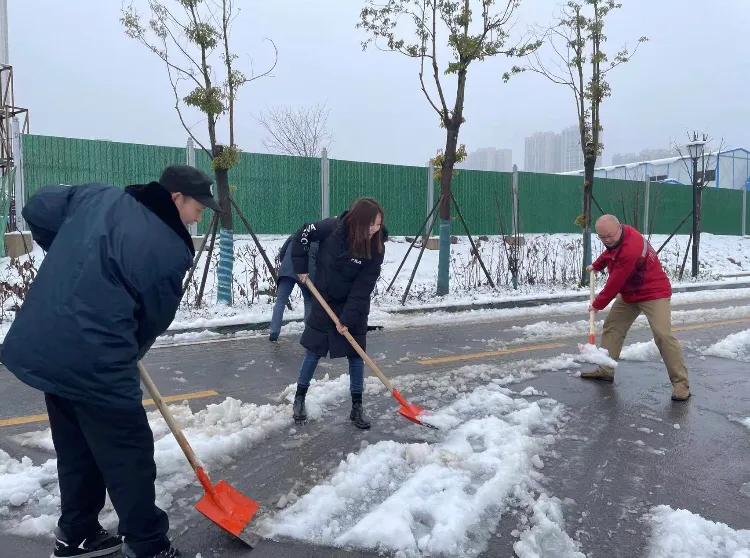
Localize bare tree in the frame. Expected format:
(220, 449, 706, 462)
(258, 104, 332, 157)
(506, 0, 646, 285)
(359, 0, 539, 295)
(121, 0, 277, 304)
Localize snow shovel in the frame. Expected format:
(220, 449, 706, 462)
(300, 276, 437, 430)
(588, 269, 596, 345)
(137, 362, 260, 546)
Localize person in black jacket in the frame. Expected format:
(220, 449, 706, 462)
(1, 165, 220, 558)
(268, 235, 317, 342)
(290, 198, 385, 429)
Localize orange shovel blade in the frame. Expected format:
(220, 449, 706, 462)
(392, 389, 438, 429)
(195, 479, 260, 542)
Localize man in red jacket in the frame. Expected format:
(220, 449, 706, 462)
(581, 214, 690, 401)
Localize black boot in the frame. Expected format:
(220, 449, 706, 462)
(293, 386, 308, 424)
(350, 396, 371, 430)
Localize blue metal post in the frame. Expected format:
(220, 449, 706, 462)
(217, 228, 233, 304)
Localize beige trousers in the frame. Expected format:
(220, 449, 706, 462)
(599, 296, 689, 389)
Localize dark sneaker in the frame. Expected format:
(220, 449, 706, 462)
(269, 333, 279, 342)
(122, 542, 181, 558)
(52, 526, 122, 558)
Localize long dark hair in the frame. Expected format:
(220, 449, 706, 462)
(343, 198, 384, 259)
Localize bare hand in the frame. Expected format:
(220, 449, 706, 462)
(586, 265, 594, 273)
(336, 323, 349, 335)
(588, 304, 597, 313)
(298, 273, 308, 284)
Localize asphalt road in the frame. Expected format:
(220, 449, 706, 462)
(1, 294, 749, 558)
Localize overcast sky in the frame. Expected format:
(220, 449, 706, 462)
(8, 0, 750, 167)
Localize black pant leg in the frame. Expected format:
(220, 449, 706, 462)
(45, 393, 106, 543)
(73, 400, 170, 557)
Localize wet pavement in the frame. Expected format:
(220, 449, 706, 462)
(1, 294, 749, 557)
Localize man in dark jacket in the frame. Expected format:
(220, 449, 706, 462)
(581, 214, 690, 401)
(1, 165, 220, 558)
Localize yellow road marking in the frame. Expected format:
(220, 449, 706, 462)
(143, 389, 219, 407)
(418, 342, 566, 366)
(673, 318, 750, 333)
(417, 317, 750, 367)
(0, 412, 50, 428)
(0, 389, 220, 428)
(4, 319, 744, 427)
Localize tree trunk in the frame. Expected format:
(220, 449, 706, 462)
(581, 155, 596, 285)
(437, 124, 459, 296)
(214, 145, 234, 305)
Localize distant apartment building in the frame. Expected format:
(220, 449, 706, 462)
(524, 131, 562, 173)
(561, 126, 584, 172)
(525, 125, 602, 173)
(462, 147, 513, 172)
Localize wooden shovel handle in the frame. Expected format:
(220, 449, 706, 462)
(301, 276, 395, 392)
(138, 361, 203, 473)
(589, 269, 596, 337)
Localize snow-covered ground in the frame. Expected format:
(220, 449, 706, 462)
(154, 285, 750, 348)
(0, 345, 612, 555)
(262, 383, 565, 556)
(0, 351, 628, 557)
(646, 506, 750, 558)
(0, 360, 569, 553)
(2, 233, 750, 342)
(703, 329, 750, 362)
(0, 371, 366, 537)
(2, 233, 750, 556)
(171, 232, 750, 332)
(2, 299, 750, 554)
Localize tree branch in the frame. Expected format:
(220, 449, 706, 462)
(240, 38, 278, 84)
(166, 53, 212, 159)
(129, 23, 204, 89)
(157, 1, 207, 76)
(430, 2, 450, 122)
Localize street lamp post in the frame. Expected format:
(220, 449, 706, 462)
(686, 136, 706, 278)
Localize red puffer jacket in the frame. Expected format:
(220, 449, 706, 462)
(591, 224, 672, 310)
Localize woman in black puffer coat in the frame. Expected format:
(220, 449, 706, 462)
(290, 198, 386, 429)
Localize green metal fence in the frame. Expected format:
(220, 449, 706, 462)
(194, 149, 321, 235)
(701, 187, 744, 236)
(330, 159, 426, 236)
(19, 133, 748, 238)
(445, 169, 514, 237)
(517, 172, 582, 234)
(646, 183, 690, 236)
(21, 134, 185, 198)
(591, 177, 646, 229)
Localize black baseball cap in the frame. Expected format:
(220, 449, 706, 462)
(159, 165, 221, 212)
